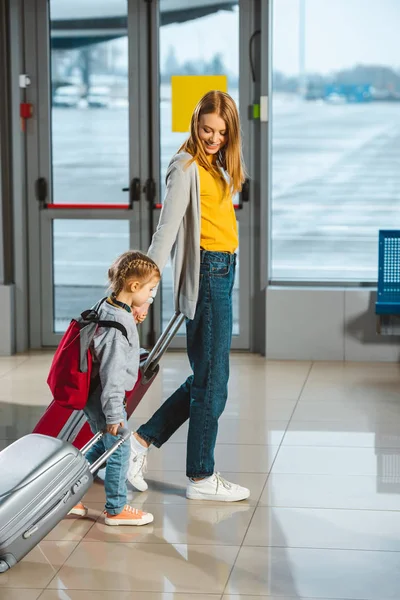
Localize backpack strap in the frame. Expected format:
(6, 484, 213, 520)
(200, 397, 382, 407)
(78, 311, 129, 373)
(97, 320, 128, 341)
(79, 320, 129, 373)
(80, 297, 108, 322)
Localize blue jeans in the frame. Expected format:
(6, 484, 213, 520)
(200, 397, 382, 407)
(138, 250, 236, 478)
(84, 387, 130, 515)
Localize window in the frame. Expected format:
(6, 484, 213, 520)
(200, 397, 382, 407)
(50, 0, 129, 205)
(271, 0, 400, 281)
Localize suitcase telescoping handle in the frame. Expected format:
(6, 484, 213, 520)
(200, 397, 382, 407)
(81, 426, 131, 474)
(21, 427, 131, 541)
(142, 311, 185, 376)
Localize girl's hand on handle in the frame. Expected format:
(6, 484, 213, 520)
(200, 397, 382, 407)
(133, 303, 149, 324)
(106, 422, 124, 436)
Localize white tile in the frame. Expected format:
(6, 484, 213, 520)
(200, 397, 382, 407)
(283, 420, 400, 448)
(243, 506, 400, 551)
(271, 445, 400, 476)
(84, 502, 255, 546)
(292, 399, 400, 425)
(40, 593, 219, 600)
(0, 356, 29, 377)
(227, 546, 400, 598)
(49, 543, 239, 593)
(260, 473, 400, 510)
(0, 591, 42, 600)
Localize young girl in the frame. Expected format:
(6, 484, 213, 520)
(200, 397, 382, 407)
(70, 250, 160, 524)
(129, 91, 251, 502)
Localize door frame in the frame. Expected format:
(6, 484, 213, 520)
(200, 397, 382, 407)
(23, 0, 262, 351)
(24, 0, 152, 347)
(148, 0, 256, 350)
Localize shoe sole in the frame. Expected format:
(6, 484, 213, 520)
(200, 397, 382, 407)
(186, 490, 250, 502)
(68, 508, 88, 517)
(104, 514, 154, 526)
(127, 477, 148, 492)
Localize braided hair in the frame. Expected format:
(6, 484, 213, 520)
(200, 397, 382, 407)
(108, 250, 160, 295)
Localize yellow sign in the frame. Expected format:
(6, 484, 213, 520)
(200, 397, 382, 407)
(171, 75, 228, 133)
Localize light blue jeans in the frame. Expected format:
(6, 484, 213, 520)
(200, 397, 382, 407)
(83, 387, 130, 515)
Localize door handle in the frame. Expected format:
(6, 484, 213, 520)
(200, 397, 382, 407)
(35, 177, 48, 205)
(234, 178, 250, 210)
(242, 178, 250, 203)
(122, 178, 141, 207)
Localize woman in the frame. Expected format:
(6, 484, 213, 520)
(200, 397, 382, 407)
(130, 90, 250, 502)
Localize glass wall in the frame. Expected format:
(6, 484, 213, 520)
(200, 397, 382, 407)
(271, 0, 400, 281)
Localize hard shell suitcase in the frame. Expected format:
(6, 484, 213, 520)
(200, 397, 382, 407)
(0, 427, 130, 573)
(33, 312, 185, 448)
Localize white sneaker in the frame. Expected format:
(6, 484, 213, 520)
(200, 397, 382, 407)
(127, 436, 148, 492)
(186, 472, 250, 502)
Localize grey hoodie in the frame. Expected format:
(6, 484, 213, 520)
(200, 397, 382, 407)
(91, 301, 140, 425)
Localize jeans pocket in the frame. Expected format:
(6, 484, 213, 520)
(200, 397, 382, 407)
(210, 263, 230, 277)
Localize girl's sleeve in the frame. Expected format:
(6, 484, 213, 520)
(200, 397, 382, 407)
(97, 336, 129, 425)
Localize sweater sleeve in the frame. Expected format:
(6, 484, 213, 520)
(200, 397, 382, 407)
(97, 335, 131, 425)
(148, 163, 190, 274)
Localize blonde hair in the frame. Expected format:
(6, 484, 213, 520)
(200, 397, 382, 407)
(179, 90, 246, 196)
(108, 250, 160, 295)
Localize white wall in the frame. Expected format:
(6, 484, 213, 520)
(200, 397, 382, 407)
(266, 287, 400, 362)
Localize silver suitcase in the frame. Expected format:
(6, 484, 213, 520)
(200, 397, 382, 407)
(0, 427, 130, 573)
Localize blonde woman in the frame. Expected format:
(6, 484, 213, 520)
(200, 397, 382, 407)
(130, 91, 250, 502)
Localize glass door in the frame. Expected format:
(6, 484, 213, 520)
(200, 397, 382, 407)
(26, 0, 253, 349)
(152, 0, 251, 349)
(26, 0, 149, 346)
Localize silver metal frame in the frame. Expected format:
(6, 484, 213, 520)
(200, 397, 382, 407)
(26, 0, 150, 347)
(143, 311, 185, 373)
(8, 0, 29, 352)
(0, 0, 13, 287)
(24, 0, 43, 348)
(82, 426, 131, 474)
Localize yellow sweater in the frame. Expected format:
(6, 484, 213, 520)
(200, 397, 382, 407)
(197, 157, 238, 253)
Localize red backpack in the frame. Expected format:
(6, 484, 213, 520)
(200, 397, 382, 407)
(47, 300, 128, 410)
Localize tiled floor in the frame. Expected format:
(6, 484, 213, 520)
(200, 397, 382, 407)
(1, 352, 400, 599)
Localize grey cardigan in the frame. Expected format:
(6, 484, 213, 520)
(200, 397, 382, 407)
(148, 152, 201, 320)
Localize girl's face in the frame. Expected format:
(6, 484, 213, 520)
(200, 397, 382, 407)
(130, 275, 160, 308)
(198, 112, 227, 155)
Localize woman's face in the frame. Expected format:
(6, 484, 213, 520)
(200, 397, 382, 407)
(198, 112, 227, 155)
